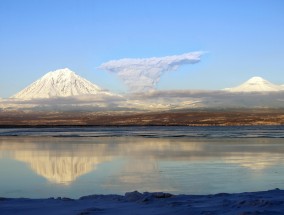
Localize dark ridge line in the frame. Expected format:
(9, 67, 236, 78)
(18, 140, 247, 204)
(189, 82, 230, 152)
(0, 124, 283, 129)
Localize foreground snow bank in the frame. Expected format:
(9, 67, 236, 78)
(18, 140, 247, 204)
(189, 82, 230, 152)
(1, 189, 284, 215)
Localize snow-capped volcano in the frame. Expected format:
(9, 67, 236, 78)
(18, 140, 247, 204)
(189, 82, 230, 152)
(12, 68, 104, 99)
(224, 76, 284, 92)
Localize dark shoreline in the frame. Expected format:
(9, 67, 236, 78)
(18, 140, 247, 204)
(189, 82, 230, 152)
(0, 108, 284, 127)
(0, 125, 283, 129)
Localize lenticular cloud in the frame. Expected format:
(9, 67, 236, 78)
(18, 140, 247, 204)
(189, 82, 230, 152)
(99, 52, 203, 92)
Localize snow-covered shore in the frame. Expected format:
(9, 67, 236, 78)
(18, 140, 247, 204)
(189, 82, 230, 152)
(1, 189, 284, 215)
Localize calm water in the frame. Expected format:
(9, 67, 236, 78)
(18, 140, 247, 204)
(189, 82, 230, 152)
(0, 126, 284, 198)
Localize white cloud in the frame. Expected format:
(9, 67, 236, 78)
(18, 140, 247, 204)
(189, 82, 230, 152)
(99, 52, 203, 92)
(1, 91, 284, 111)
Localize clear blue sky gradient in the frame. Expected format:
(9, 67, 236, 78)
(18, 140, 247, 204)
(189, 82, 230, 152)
(1, 0, 284, 97)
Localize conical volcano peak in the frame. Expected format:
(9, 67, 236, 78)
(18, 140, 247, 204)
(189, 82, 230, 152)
(247, 76, 266, 82)
(12, 68, 103, 99)
(43, 68, 75, 78)
(57, 68, 73, 73)
(246, 76, 270, 84)
(224, 76, 284, 92)
(54, 68, 74, 74)
(52, 68, 74, 74)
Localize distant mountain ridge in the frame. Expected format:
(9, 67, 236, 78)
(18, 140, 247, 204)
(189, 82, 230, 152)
(12, 68, 105, 99)
(224, 76, 284, 92)
(10, 71, 284, 100)
(1, 71, 283, 111)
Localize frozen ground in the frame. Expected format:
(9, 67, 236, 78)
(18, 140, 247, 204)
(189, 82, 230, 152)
(0, 189, 284, 215)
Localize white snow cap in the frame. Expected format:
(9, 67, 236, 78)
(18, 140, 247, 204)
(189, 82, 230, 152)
(224, 76, 284, 92)
(12, 68, 102, 99)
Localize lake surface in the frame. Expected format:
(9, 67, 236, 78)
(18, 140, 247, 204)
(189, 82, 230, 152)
(0, 126, 284, 198)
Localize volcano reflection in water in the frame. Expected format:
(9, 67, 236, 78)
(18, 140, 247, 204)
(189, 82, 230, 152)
(0, 136, 284, 198)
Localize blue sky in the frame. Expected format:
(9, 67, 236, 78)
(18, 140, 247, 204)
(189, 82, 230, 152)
(1, 0, 284, 97)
